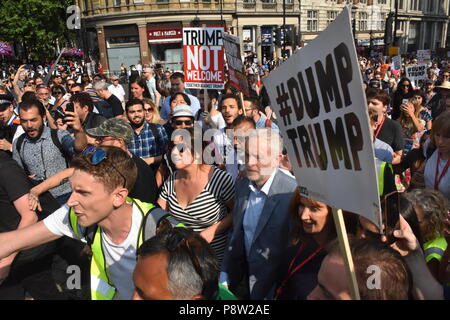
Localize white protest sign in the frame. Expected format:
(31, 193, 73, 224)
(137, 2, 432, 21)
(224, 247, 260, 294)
(223, 33, 250, 96)
(183, 27, 225, 90)
(405, 64, 427, 81)
(417, 49, 431, 62)
(392, 55, 402, 71)
(263, 7, 381, 227)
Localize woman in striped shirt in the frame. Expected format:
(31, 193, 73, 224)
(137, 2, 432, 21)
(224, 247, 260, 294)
(158, 127, 235, 264)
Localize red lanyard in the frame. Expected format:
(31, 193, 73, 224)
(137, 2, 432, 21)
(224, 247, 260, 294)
(275, 240, 324, 298)
(375, 116, 385, 138)
(434, 153, 450, 190)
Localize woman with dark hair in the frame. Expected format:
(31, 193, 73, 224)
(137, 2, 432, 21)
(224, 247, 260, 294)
(51, 85, 68, 109)
(157, 127, 235, 264)
(275, 189, 352, 300)
(412, 89, 432, 131)
(392, 77, 414, 120)
(129, 77, 151, 100)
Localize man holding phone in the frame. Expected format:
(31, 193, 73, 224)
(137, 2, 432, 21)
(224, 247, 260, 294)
(70, 92, 106, 132)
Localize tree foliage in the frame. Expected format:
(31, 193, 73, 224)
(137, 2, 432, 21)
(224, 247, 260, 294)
(0, 0, 75, 61)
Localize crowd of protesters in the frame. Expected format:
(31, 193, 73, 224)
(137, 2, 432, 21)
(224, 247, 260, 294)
(0, 49, 448, 301)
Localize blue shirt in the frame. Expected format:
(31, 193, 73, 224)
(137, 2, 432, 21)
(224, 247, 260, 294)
(255, 116, 280, 131)
(128, 122, 169, 158)
(374, 138, 394, 163)
(160, 93, 201, 121)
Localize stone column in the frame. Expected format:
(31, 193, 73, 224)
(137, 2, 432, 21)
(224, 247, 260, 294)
(238, 25, 244, 59)
(255, 25, 261, 63)
(138, 23, 151, 65)
(96, 26, 109, 75)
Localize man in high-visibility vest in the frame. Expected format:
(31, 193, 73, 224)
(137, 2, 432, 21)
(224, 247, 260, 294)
(0, 146, 159, 300)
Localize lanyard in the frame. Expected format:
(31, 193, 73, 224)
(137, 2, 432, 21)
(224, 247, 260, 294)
(275, 240, 324, 298)
(375, 116, 385, 138)
(434, 153, 450, 190)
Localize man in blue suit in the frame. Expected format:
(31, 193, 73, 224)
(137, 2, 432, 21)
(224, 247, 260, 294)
(220, 128, 297, 299)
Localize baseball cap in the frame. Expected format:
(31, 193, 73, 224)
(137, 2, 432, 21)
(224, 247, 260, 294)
(110, 75, 119, 81)
(86, 118, 134, 144)
(172, 104, 194, 118)
(0, 93, 14, 111)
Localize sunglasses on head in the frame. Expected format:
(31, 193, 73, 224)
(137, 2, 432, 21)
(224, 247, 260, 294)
(82, 146, 127, 188)
(174, 119, 193, 126)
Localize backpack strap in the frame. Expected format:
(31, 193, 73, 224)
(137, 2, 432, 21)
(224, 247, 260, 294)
(142, 206, 183, 242)
(50, 129, 71, 165)
(15, 133, 32, 176)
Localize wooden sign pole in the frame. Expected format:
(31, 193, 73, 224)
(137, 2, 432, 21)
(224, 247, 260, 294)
(331, 208, 361, 300)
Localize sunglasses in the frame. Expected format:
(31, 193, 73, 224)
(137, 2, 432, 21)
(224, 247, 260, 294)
(173, 120, 193, 126)
(82, 146, 127, 188)
(144, 107, 154, 112)
(26, 82, 35, 86)
(70, 90, 81, 94)
(53, 91, 63, 95)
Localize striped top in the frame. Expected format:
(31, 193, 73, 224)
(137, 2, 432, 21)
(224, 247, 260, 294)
(160, 167, 235, 263)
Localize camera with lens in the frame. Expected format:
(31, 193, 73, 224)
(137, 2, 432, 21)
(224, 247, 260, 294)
(50, 103, 74, 124)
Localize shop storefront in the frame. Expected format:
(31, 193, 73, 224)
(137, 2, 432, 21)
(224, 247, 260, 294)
(147, 25, 183, 71)
(105, 25, 140, 75)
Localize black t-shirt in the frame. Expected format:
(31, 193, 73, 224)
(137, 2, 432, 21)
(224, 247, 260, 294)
(129, 154, 158, 203)
(0, 152, 31, 232)
(377, 117, 405, 153)
(106, 94, 124, 117)
(0, 151, 56, 261)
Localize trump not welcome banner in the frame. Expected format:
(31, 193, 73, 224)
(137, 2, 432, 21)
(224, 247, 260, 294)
(183, 27, 225, 90)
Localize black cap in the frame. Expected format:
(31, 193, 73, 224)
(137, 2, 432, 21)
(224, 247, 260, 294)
(369, 79, 381, 89)
(0, 93, 14, 111)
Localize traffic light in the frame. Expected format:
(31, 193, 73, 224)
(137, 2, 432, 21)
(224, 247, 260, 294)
(273, 28, 279, 46)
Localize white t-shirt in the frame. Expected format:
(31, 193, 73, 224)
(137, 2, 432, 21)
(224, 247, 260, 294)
(424, 150, 450, 201)
(44, 203, 144, 300)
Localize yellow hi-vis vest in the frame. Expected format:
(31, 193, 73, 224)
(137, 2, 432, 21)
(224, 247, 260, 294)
(68, 198, 155, 300)
(423, 237, 448, 263)
(375, 158, 393, 196)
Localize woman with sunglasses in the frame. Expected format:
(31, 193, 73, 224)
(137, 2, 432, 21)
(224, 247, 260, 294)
(51, 85, 68, 110)
(392, 77, 414, 120)
(157, 127, 235, 264)
(142, 98, 163, 125)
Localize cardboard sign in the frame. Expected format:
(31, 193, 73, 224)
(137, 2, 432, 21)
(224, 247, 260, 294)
(183, 27, 225, 90)
(263, 7, 381, 228)
(417, 49, 431, 62)
(223, 33, 249, 96)
(405, 64, 427, 81)
(388, 46, 399, 56)
(392, 55, 402, 71)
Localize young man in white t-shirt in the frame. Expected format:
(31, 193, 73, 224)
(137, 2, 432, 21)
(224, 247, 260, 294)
(0, 146, 152, 300)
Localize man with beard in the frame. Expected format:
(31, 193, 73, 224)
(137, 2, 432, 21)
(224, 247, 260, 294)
(126, 99, 169, 167)
(12, 99, 87, 205)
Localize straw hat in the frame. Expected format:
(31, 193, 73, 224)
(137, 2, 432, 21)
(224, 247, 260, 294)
(437, 81, 450, 90)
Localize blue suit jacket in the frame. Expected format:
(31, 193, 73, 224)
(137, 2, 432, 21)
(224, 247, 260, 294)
(221, 169, 297, 299)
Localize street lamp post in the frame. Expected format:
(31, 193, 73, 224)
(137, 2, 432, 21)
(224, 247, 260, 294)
(283, 0, 286, 58)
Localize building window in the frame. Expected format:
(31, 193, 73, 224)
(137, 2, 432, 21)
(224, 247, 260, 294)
(327, 11, 338, 26)
(378, 0, 387, 4)
(307, 10, 318, 32)
(358, 12, 368, 31)
(359, 0, 367, 4)
(398, 0, 404, 9)
(380, 13, 386, 30)
(409, 0, 420, 10)
(134, 0, 144, 3)
(113, 0, 121, 6)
